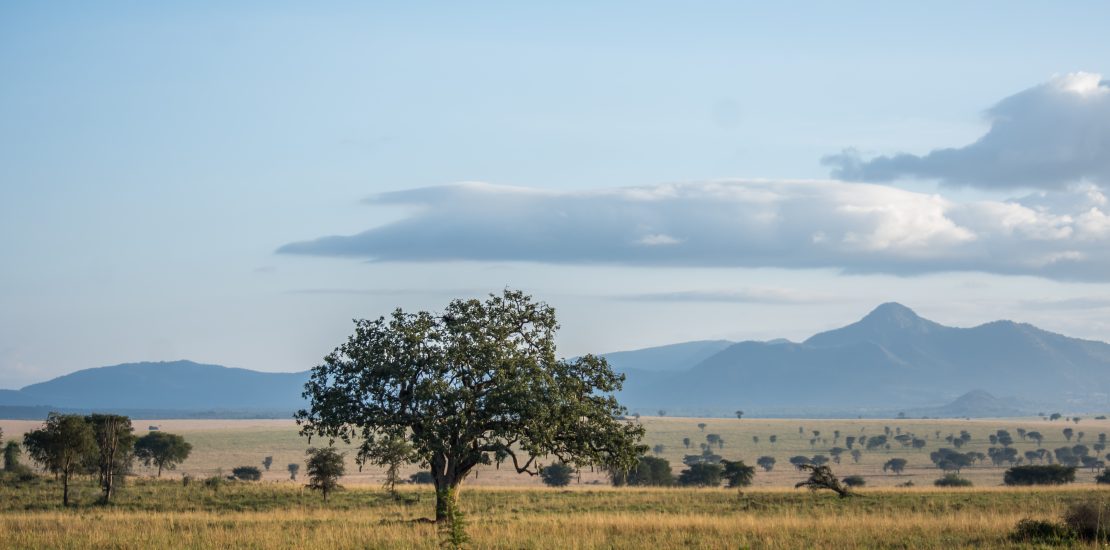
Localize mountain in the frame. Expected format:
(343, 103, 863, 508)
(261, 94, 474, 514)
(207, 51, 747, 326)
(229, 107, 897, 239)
(3, 304, 1109, 419)
(1, 360, 309, 414)
(602, 340, 734, 373)
(903, 390, 1033, 418)
(616, 303, 1110, 415)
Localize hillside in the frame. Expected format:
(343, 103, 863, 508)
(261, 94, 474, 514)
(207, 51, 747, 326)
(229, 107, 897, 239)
(3, 304, 1109, 418)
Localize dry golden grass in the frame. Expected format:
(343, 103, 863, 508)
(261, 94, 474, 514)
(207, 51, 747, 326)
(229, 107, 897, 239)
(1, 482, 1108, 549)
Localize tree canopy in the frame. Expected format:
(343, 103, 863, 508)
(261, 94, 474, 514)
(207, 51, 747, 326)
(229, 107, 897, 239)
(295, 290, 645, 523)
(134, 432, 192, 477)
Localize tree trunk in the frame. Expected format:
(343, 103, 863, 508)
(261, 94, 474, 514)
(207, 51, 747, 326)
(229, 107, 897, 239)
(435, 483, 461, 524)
(62, 472, 70, 507)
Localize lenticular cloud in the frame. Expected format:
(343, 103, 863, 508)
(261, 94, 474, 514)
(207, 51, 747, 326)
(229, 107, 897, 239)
(278, 179, 1110, 280)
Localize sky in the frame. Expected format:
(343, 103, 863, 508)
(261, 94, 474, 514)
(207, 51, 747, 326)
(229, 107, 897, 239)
(4, 1, 1110, 388)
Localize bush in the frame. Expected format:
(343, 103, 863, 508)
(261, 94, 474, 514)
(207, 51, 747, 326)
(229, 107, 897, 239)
(933, 474, 972, 487)
(678, 463, 723, 487)
(1011, 519, 1075, 544)
(1064, 501, 1110, 542)
(1003, 464, 1076, 486)
(842, 475, 865, 487)
(1097, 468, 1110, 484)
(612, 456, 674, 487)
(539, 462, 574, 487)
(409, 471, 434, 484)
(231, 466, 262, 481)
(204, 475, 225, 491)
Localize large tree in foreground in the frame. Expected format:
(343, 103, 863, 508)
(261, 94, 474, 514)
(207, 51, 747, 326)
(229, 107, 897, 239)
(295, 290, 645, 523)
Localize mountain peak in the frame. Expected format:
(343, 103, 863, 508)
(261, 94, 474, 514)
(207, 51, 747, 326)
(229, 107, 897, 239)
(861, 302, 921, 324)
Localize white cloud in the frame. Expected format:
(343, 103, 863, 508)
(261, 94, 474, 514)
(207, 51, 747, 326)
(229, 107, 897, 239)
(279, 179, 1110, 280)
(824, 72, 1110, 190)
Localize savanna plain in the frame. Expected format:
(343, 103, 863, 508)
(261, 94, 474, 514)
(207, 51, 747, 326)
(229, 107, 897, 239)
(2, 416, 1109, 548)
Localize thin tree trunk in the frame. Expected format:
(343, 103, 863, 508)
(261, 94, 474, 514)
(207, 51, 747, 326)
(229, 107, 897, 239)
(62, 472, 70, 507)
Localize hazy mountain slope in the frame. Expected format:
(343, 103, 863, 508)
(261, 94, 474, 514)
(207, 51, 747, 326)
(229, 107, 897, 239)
(3, 304, 1110, 419)
(11, 360, 309, 411)
(601, 340, 734, 372)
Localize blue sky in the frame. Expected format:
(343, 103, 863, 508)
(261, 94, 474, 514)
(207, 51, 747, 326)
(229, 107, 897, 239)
(4, 2, 1110, 387)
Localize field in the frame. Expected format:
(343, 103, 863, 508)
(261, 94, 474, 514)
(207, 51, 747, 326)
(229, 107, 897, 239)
(4, 415, 1108, 487)
(3, 415, 1110, 548)
(1, 477, 1110, 548)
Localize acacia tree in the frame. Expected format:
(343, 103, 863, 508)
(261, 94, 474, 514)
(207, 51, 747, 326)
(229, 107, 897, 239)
(86, 414, 135, 503)
(295, 290, 645, 523)
(305, 447, 345, 502)
(134, 432, 192, 477)
(23, 413, 96, 506)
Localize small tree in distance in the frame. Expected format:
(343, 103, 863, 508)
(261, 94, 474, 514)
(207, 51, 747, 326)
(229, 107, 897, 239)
(540, 462, 574, 487)
(134, 432, 192, 477)
(795, 464, 851, 498)
(306, 447, 345, 502)
(262, 456, 273, 471)
(288, 463, 300, 481)
(232, 466, 262, 481)
(757, 456, 776, 472)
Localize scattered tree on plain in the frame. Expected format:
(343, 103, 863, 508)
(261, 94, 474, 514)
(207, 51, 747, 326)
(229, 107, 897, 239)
(23, 413, 97, 506)
(134, 432, 192, 477)
(288, 463, 300, 481)
(232, 466, 262, 481)
(540, 462, 574, 487)
(882, 457, 907, 475)
(262, 456, 273, 471)
(794, 464, 851, 498)
(721, 459, 755, 489)
(305, 447, 346, 502)
(757, 456, 776, 472)
(86, 414, 135, 503)
(678, 462, 722, 487)
(294, 290, 644, 523)
(611, 455, 674, 486)
(1003, 465, 1076, 486)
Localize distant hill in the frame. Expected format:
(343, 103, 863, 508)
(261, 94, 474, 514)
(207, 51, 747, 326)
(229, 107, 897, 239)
(903, 390, 1033, 418)
(3, 304, 1108, 419)
(0, 360, 309, 415)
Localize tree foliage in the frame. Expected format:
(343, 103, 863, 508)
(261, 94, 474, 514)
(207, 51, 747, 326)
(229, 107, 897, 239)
(134, 432, 192, 477)
(1003, 465, 1076, 486)
(721, 459, 755, 489)
(678, 462, 722, 487)
(305, 447, 345, 502)
(611, 455, 674, 486)
(85, 414, 135, 503)
(540, 462, 575, 487)
(295, 290, 644, 523)
(22, 413, 96, 506)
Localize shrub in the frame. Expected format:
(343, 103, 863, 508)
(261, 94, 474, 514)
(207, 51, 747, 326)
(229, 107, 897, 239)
(933, 474, 972, 487)
(842, 475, 865, 487)
(1097, 468, 1110, 484)
(539, 462, 574, 487)
(612, 456, 674, 487)
(1064, 501, 1110, 542)
(1011, 519, 1074, 544)
(231, 466, 262, 481)
(409, 471, 434, 484)
(204, 475, 224, 491)
(1003, 464, 1076, 486)
(678, 463, 723, 487)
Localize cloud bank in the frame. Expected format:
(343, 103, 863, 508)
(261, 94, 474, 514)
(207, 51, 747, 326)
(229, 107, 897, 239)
(278, 180, 1110, 280)
(824, 72, 1110, 190)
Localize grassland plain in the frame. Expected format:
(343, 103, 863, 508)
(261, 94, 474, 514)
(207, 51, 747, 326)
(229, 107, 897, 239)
(4, 416, 1108, 487)
(1, 479, 1108, 549)
(4, 416, 1110, 548)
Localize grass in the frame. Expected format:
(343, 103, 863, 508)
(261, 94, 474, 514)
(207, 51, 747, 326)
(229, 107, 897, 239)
(3, 415, 1110, 547)
(1, 478, 1109, 548)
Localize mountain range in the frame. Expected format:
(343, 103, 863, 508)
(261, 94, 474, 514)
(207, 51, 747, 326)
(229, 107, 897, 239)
(2, 303, 1108, 419)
